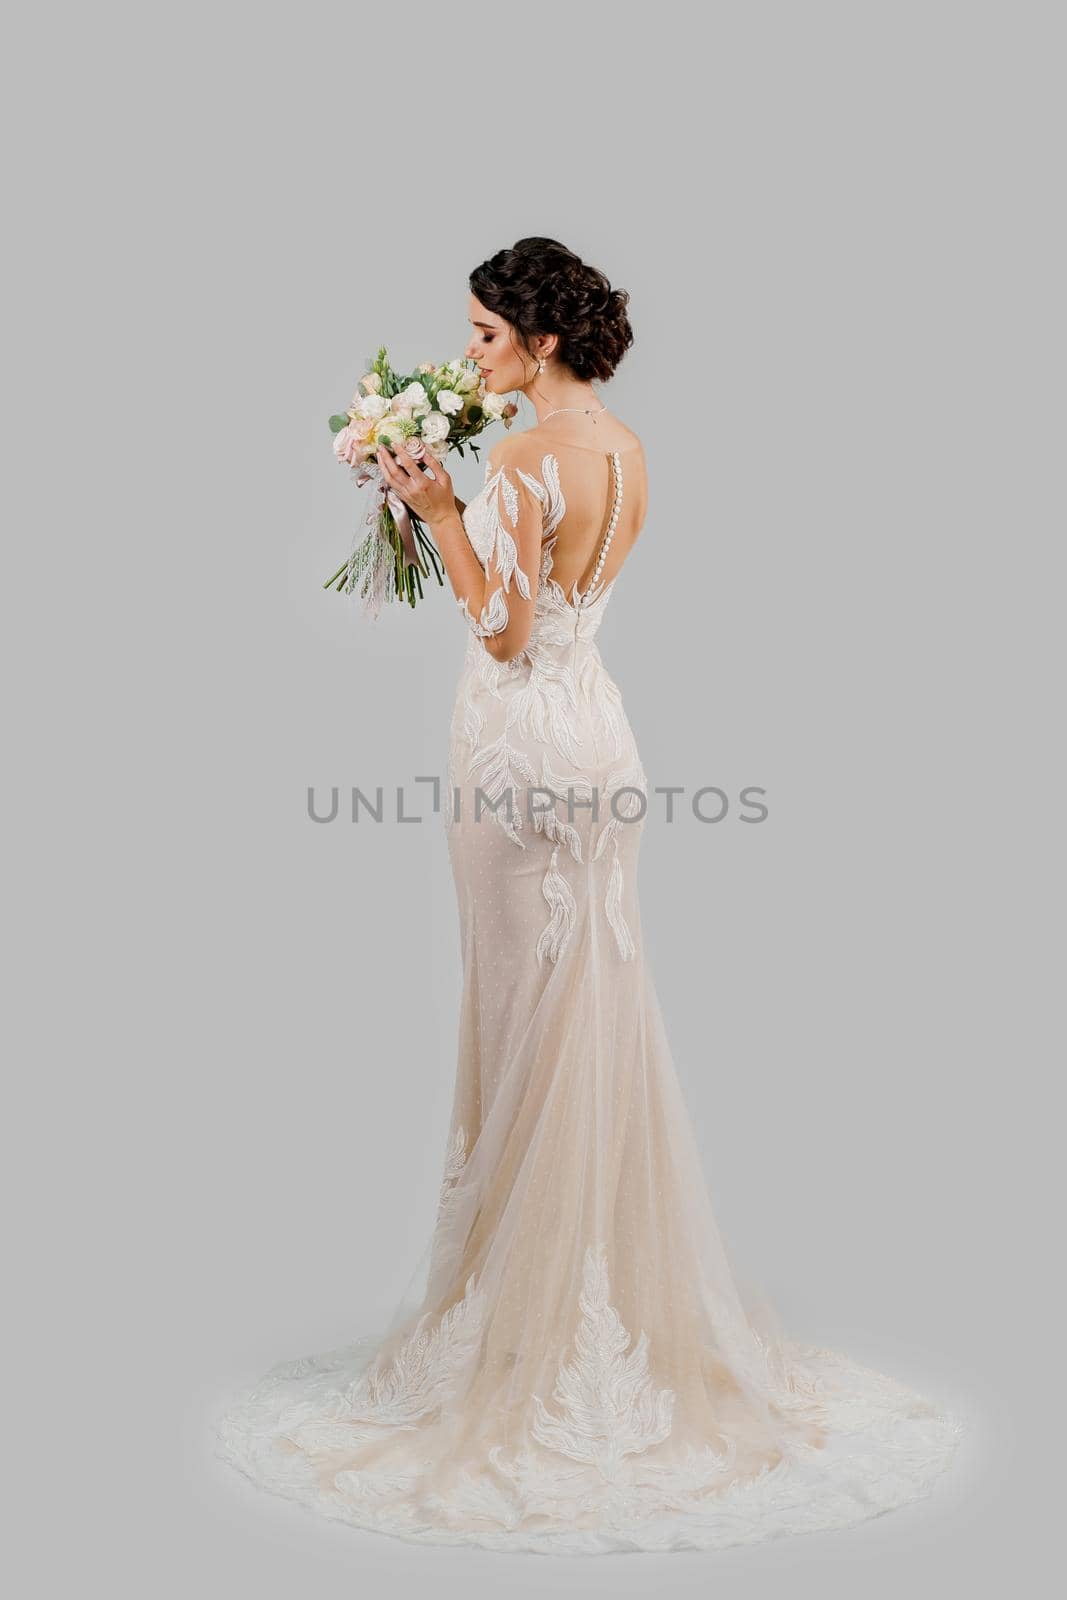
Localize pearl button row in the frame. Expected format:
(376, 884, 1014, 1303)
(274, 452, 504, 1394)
(588, 451, 623, 592)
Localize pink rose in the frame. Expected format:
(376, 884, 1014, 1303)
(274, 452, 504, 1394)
(333, 425, 370, 467)
(401, 437, 426, 462)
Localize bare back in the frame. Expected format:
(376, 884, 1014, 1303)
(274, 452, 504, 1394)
(507, 416, 648, 600)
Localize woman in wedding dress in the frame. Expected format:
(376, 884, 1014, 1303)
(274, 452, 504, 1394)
(214, 238, 964, 1554)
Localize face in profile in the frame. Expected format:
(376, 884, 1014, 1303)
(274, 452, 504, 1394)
(465, 294, 544, 394)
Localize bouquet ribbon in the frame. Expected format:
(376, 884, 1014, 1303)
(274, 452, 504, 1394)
(383, 483, 421, 569)
(355, 467, 421, 569)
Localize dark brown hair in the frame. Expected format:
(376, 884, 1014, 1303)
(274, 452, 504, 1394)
(470, 237, 633, 383)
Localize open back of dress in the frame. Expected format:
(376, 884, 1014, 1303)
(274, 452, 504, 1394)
(524, 428, 649, 603)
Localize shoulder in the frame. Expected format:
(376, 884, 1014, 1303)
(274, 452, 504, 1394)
(487, 429, 551, 472)
(496, 420, 644, 457)
(485, 433, 560, 501)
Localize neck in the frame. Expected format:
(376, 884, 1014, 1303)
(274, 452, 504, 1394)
(525, 375, 601, 423)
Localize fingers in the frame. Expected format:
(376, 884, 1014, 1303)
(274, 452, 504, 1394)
(376, 445, 410, 491)
(376, 442, 447, 510)
(376, 449, 408, 505)
(377, 445, 428, 511)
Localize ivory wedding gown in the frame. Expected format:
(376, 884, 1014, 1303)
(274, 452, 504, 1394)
(214, 424, 964, 1554)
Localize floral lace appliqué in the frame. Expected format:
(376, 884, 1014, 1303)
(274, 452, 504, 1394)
(473, 461, 534, 600)
(342, 1270, 486, 1429)
(530, 1243, 675, 1472)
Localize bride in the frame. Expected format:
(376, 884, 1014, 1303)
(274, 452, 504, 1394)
(214, 237, 964, 1555)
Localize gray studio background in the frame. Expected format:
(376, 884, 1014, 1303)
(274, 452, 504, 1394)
(7, 2, 1061, 1598)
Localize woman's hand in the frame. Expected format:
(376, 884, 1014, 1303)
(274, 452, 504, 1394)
(376, 441, 458, 528)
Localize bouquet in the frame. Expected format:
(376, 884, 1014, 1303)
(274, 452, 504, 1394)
(325, 347, 517, 617)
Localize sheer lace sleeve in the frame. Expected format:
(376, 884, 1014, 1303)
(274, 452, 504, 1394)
(457, 440, 545, 663)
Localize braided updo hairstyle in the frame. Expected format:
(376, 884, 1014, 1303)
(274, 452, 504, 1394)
(469, 237, 633, 383)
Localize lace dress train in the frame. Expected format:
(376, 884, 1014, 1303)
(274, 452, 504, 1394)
(213, 435, 965, 1553)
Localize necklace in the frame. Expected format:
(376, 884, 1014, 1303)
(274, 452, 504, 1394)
(539, 403, 609, 423)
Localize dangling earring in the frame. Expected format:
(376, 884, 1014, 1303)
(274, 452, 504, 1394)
(538, 357, 546, 374)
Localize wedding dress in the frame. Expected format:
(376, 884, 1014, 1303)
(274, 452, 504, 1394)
(214, 424, 965, 1554)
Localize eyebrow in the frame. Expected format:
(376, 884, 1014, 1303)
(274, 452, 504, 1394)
(470, 320, 500, 330)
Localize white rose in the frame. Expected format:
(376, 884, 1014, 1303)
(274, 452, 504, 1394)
(354, 393, 389, 421)
(421, 411, 450, 444)
(425, 437, 450, 462)
(398, 381, 429, 412)
(436, 389, 463, 416)
(358, 373, 382, 395)
(482, 391, 507, 421)
(453, 368, 480, 394)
